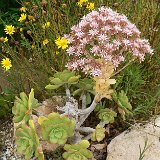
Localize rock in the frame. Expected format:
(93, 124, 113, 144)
(107, 116, 160, 160)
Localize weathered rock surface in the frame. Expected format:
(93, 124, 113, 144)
(107, 116, 160, 160)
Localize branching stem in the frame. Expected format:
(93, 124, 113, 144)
(78, 127, 95, 133)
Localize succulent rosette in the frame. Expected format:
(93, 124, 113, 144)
(112, 90, 133, 119)
(45, 70, 80, 90)
(12, 89, 39, 123)
(39, 112, 76, 144)
(15, 120, 44, 160)
(98, 108, 117, 124)
(91, 124, 106, 142)
(63, 140, 93, 160)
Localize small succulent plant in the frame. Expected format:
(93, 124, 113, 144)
(38, 112, 76, 144)
(73, 78, 95, 105)
(112, 90, 133, 119)
(15, 120, 44, 160)
(91, 124, 106, 142)
(45, 70, 80, 90)
(12, 89, 39, 123)
(63, 140, 93, 160)
(98, 108, 117, 124)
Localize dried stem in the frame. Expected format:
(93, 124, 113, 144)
(113, 58, 135, 76)
(32, 109, 46, 117)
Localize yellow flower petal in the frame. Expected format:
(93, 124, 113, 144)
(1, 58, 12, 71)
(4, 25, 15, 35)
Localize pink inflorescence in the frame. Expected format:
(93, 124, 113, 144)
(65, 7, 153, 76)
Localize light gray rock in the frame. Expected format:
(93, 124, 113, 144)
(107, 116, 160, 160)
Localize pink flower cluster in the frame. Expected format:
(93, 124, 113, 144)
(65, 7, 153, 76)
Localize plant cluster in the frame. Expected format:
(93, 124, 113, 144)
(1, 0, 160, 159)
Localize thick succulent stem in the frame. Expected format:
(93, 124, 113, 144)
(65, 85, 71, 97)
(81, 93, 87, 109)
(78, 127, 95, 133)
(77, 95, 98, 127)
(79, 95, 97, 115)
(99, 121, 106, 127)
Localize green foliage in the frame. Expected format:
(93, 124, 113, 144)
(98, 108, 117, 124)
(15, 120, 44, 160)
(63, 140, 93, 160)
(45, 70, 80, 90)
(112, 90, 133, 119)
(0, 0, 20, 36)
(39, 112, 76, 144)
(94, 102, 105, 112)
(73, 78, 95, 96)
(12, 89, 39, 123)
(91, 124, 105, 142)
(0, 91, 14, 117)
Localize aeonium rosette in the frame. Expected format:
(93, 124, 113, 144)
(98, 108, 117, 124)
(38, 112, 76, 145)
(65, 7, 153, 76)
(15, 120, 44, 160)
(63, 140, 93, 160)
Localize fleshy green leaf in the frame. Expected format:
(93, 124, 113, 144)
(39, 112, 75, 145)
(12, 89, 39, 123)
(63, 140, 93, 160)
(98, 108, 117, 124)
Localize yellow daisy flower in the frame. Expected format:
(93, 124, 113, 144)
(77, 0, 88, 7)
(86, 2, 95, 10)
(18, 13, 27, 22)
(43, 39, 49, 45)
(42, 22, 51, 29)
(4, 25, 15, 35)
(20, 7, 27, 12)
(4, 37, 8, 43)
(55, 37, 69, 49)
(1, 58, 12, 71)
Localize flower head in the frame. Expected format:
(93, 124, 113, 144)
(4, 25, 15, 35)
(1, 58, 12, 71)
(77, 0, 88, 7)
(42, 22, 50, 29)
(4, 37, 8, 43)
(65, 7, 153, 76)
(55, 37, 69, 49)
(20, 7, 27, 12)
(86, 2, 95, 10)
(43, 39, 49, 45)
(18, 13, 27, 22)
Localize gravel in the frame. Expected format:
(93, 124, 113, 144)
(0, 117, 24, 160)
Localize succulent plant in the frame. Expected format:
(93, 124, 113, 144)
(72, 78, 95, 105)
(38, 112, 76, 144)
(45, 70, 80, 90)
(98, 108, 117, 124)
(63, 140, 93, 160)
(91, 124, 106, 142)
(15, 120, 44, 160)
(73, 78, 95, 96)
(112, 90, 133, 119)
(12, 89, 39, 123)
